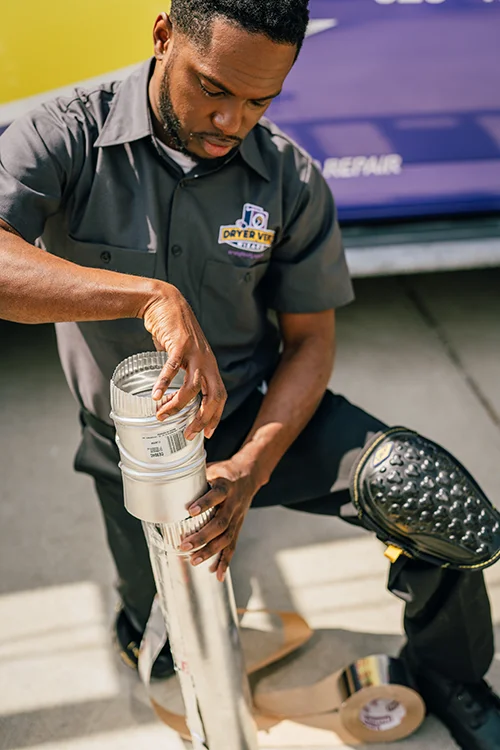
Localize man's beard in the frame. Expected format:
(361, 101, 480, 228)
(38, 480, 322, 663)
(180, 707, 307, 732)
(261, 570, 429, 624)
(157, 62, 242, 161)
(157, 66, 193, 157)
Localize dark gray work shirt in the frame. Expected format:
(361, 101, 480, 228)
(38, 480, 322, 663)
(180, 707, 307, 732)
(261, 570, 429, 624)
(0, 59, 354, 424)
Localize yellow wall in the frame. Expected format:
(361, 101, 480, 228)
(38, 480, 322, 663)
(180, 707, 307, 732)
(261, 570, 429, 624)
(1, 0, 170, 104)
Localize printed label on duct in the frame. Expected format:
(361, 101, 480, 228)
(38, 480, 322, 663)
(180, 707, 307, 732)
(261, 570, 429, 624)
(142, 428, 187, 460)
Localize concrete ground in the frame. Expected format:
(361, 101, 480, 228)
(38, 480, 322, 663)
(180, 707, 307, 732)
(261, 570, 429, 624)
(1, 268, 500, 750)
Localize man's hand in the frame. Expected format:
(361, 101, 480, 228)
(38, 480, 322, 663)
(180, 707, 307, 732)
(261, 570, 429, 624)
(173, 309, 336, 580)
(179, 457, 261, 581)
(140, 285, 227, 438)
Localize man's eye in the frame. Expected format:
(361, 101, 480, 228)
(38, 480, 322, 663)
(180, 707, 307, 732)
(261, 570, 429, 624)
(199, 82, 223, 98)
(249, 100, 267, 109)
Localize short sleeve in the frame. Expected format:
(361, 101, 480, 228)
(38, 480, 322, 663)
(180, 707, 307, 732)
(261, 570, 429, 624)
(0, 102, 84, 243)
(265, 160, 354, 313)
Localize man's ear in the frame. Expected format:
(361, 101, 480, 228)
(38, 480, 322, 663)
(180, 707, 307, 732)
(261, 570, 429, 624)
(152, 12, 173, 60)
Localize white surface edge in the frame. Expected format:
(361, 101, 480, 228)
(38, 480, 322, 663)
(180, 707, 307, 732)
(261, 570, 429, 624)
(346, 237, 500, 277)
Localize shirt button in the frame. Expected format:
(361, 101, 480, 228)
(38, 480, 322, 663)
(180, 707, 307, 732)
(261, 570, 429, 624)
(171, 245, 183, 257)
(100, 251, 111, 264)
(244, 271, 252, 282)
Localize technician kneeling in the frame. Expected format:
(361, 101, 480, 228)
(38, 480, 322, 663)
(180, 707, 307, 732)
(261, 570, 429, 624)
(0, 2, 499, 749)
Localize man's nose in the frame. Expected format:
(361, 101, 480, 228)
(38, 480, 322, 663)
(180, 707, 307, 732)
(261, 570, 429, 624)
(211, 102, 244, 137)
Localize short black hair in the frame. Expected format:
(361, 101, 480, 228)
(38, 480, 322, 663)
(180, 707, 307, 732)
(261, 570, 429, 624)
(170, 0, 310, 55)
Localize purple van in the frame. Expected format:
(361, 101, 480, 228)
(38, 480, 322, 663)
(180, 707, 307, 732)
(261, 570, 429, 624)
(268, 0, 500, 224)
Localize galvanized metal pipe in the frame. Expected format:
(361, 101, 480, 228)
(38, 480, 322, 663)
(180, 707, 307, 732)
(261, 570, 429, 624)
(110, 352, 258, 750)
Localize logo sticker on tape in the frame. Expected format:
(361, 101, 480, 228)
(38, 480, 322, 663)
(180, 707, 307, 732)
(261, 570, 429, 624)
(373, 442, 393, 467)
(360, 699, 407, 732)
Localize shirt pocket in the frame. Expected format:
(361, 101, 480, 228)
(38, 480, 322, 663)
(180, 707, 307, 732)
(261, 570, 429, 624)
(63, 235, 157, 277)
(60, 236, 156, 346)
(200, 259, 268, 352)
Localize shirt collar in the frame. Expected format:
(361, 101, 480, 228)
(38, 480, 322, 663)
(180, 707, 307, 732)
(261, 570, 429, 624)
(238, 128, 270, 182)
(94, 59, 154, 148)
(94, 57, 271, 182)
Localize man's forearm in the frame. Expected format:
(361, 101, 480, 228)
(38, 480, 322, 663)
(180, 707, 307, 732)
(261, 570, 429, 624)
(0, 225, 161, 324)
(234, 330, 335, 489)
(0, 222, 227, 423)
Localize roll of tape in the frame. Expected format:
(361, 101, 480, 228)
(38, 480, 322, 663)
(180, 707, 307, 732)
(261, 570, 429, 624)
(254, 654, 425, 744)
(338, 655, 425, 742)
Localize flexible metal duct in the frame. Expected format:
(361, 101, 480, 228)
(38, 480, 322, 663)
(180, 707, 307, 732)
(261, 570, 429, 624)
(110, 352, 258, 750)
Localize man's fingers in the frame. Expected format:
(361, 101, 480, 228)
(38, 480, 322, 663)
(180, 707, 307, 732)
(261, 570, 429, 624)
(184, 377, 226, 439)
(154, 367, 226, 436)
(184, 403, 221, 439)
(208, 548, 233, 581)
(215, 548, 234, 582)
(152, 349, 183, 400)
(179, 508, 231, 551)
(186, 531, 233, 567)
(186, 482, 227, 516)
(156, 368, 201, 420)
(203, 411, 221, 440)
(209, 551, 223, 575)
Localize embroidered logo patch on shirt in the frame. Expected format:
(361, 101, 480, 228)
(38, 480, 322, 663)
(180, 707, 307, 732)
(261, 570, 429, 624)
(218, 203, 275, 255)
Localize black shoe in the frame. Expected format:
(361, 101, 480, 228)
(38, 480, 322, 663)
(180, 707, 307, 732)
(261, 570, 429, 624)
(114, 608, 175, 680)
(414, 665, 500, 750)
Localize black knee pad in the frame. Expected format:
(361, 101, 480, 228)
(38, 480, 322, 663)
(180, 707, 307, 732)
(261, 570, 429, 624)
(350, 427, 500, 570)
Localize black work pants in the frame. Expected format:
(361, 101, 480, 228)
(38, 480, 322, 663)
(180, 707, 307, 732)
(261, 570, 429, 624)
(75, 390, 494, 683)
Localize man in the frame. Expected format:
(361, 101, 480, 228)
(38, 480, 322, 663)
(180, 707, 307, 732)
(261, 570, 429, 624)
(0, 1, 499, 747)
